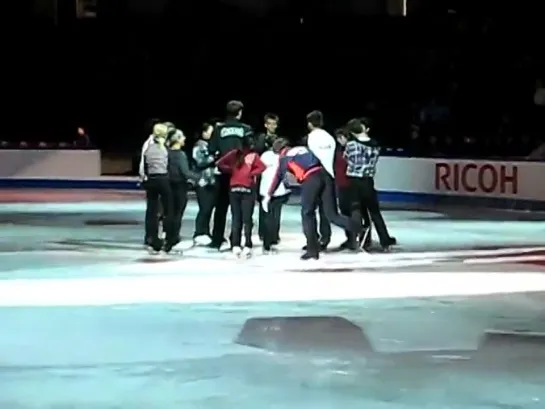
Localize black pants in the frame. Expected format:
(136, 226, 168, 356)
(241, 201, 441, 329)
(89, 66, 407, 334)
(230, 191, 255, 248)
(262, 194, 289, 250)
(211, 173, 231, 247)
(194, 185, 215, 237)
(317, 199, 331, 245)
(347, 177, 390, 246)
(300, 169, 359, 254)
(169, 181, 188, 245)
(144, 175, 173, 249)
(258, 195, 266, 240)
(338, 186, 371, 241)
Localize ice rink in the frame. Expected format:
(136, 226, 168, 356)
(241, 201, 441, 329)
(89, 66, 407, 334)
(2, 189, 545, 409)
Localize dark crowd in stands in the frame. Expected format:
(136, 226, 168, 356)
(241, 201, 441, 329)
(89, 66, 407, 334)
(3, 2, 545, 160)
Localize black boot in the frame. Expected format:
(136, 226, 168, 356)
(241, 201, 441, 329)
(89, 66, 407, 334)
(151, 238, 163, 252)
(208, 237, 228, 250)
(302, 242, 328, 251)
(301, 251, 319, 260)
(329, 240, 351, 252)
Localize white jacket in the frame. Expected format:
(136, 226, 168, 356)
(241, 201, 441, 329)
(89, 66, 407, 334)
(259, 150, 290, 198)
(307, 128, 336, 178)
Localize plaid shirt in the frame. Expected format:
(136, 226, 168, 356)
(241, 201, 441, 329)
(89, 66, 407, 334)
(192, 140, 216, 186)
(343, 138, 380, 178)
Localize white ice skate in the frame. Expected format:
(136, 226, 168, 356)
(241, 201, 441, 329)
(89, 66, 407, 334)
(242, 247, 252, 259)
(219, 241, 231, 252)
(232, 246, 242, 258)
(193, 235, 212, 246)
(147, 246, 161, 256)
(262, 246, 278, 255)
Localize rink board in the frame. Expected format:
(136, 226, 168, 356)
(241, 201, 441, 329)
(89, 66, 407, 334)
(1, 156, 544, 209)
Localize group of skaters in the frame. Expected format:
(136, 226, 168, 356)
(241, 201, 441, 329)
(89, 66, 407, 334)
(139, 100, 396, 259)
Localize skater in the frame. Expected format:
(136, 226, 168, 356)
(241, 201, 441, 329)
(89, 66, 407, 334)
(259, 138, 291, 253)
(254, 113, 279, 241)
(217, 147, 266, 258)
(139, 121, 161, 245)
(344, 118, 396, 252)
(334, 128, 372, 251)
(208, 100, 254, 250)
(191, 122, 217, 246)
(299, 135, 331, 252)
(142, 123, 174, 252)
(165, 129, 202, 253)
(300, 201, 331, 251)
(302, 110, 363, 259)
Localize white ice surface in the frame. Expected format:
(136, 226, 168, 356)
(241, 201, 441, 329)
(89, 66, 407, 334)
(1, 200, 545, 408)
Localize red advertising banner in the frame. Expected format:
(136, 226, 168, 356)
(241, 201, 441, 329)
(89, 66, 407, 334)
(435, 162, 518, 195)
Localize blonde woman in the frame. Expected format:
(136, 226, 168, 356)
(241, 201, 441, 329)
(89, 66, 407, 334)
(142, 123, 173, 252)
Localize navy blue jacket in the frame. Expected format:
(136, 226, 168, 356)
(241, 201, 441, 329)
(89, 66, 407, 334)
(267, 146, 322, 196)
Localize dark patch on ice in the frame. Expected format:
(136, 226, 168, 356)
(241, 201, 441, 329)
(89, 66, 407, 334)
(236, 316, 373, 353)
(136, 257, 176, 263)
(84, 219, 140, 226)
(289, 267, 359, 273)
(54, 239, 144, 251)
(479, 330, 545, 349)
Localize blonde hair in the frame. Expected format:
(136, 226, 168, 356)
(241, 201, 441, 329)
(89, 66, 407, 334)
(152, 123, 168, 144)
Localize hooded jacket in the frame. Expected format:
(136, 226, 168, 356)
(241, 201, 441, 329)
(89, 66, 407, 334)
(343, 132, 381, 178)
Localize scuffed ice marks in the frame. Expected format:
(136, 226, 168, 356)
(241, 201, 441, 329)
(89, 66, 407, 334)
(1, 352, 545, 408)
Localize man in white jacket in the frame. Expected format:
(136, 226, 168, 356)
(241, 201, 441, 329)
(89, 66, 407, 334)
(304, 110, 362, 256)
(259, 138, 291, 253)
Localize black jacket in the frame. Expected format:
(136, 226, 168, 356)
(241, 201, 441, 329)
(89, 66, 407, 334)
(254, 132, 277, 155)
(168, 149, 200, 184)
(208, 118, 253, 158)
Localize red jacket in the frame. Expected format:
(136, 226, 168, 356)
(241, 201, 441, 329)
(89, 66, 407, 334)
(217, 149, 266, 189)
(335, 149, 349, 188)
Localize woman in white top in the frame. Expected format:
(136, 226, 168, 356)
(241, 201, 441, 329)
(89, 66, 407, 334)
(259, 138, 291, 253)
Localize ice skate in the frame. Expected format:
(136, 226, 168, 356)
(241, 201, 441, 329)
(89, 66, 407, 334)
(231, 246, 242, 258)
(358, 226, 372, 251)
(302, 242, 328, 252)
(241, 247, 252, 259)
(378, 244, 392, 253)
(163, 240, 183, 256)
(147, 245, 161, 256)
(300, 251, 319, 261)
(193, 235, 212, 246)
(263, 245, 279, 255)
(329, 240, 351, 253)
(208, 238, 231, 252)
(219, 241, 231, 252)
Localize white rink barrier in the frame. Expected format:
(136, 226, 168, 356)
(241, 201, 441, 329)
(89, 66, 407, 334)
(0, 149, 101, 178)
(0, 156, 544, 208)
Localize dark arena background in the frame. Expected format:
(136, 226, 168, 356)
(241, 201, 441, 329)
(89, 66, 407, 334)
(1, 1, 545, 408)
